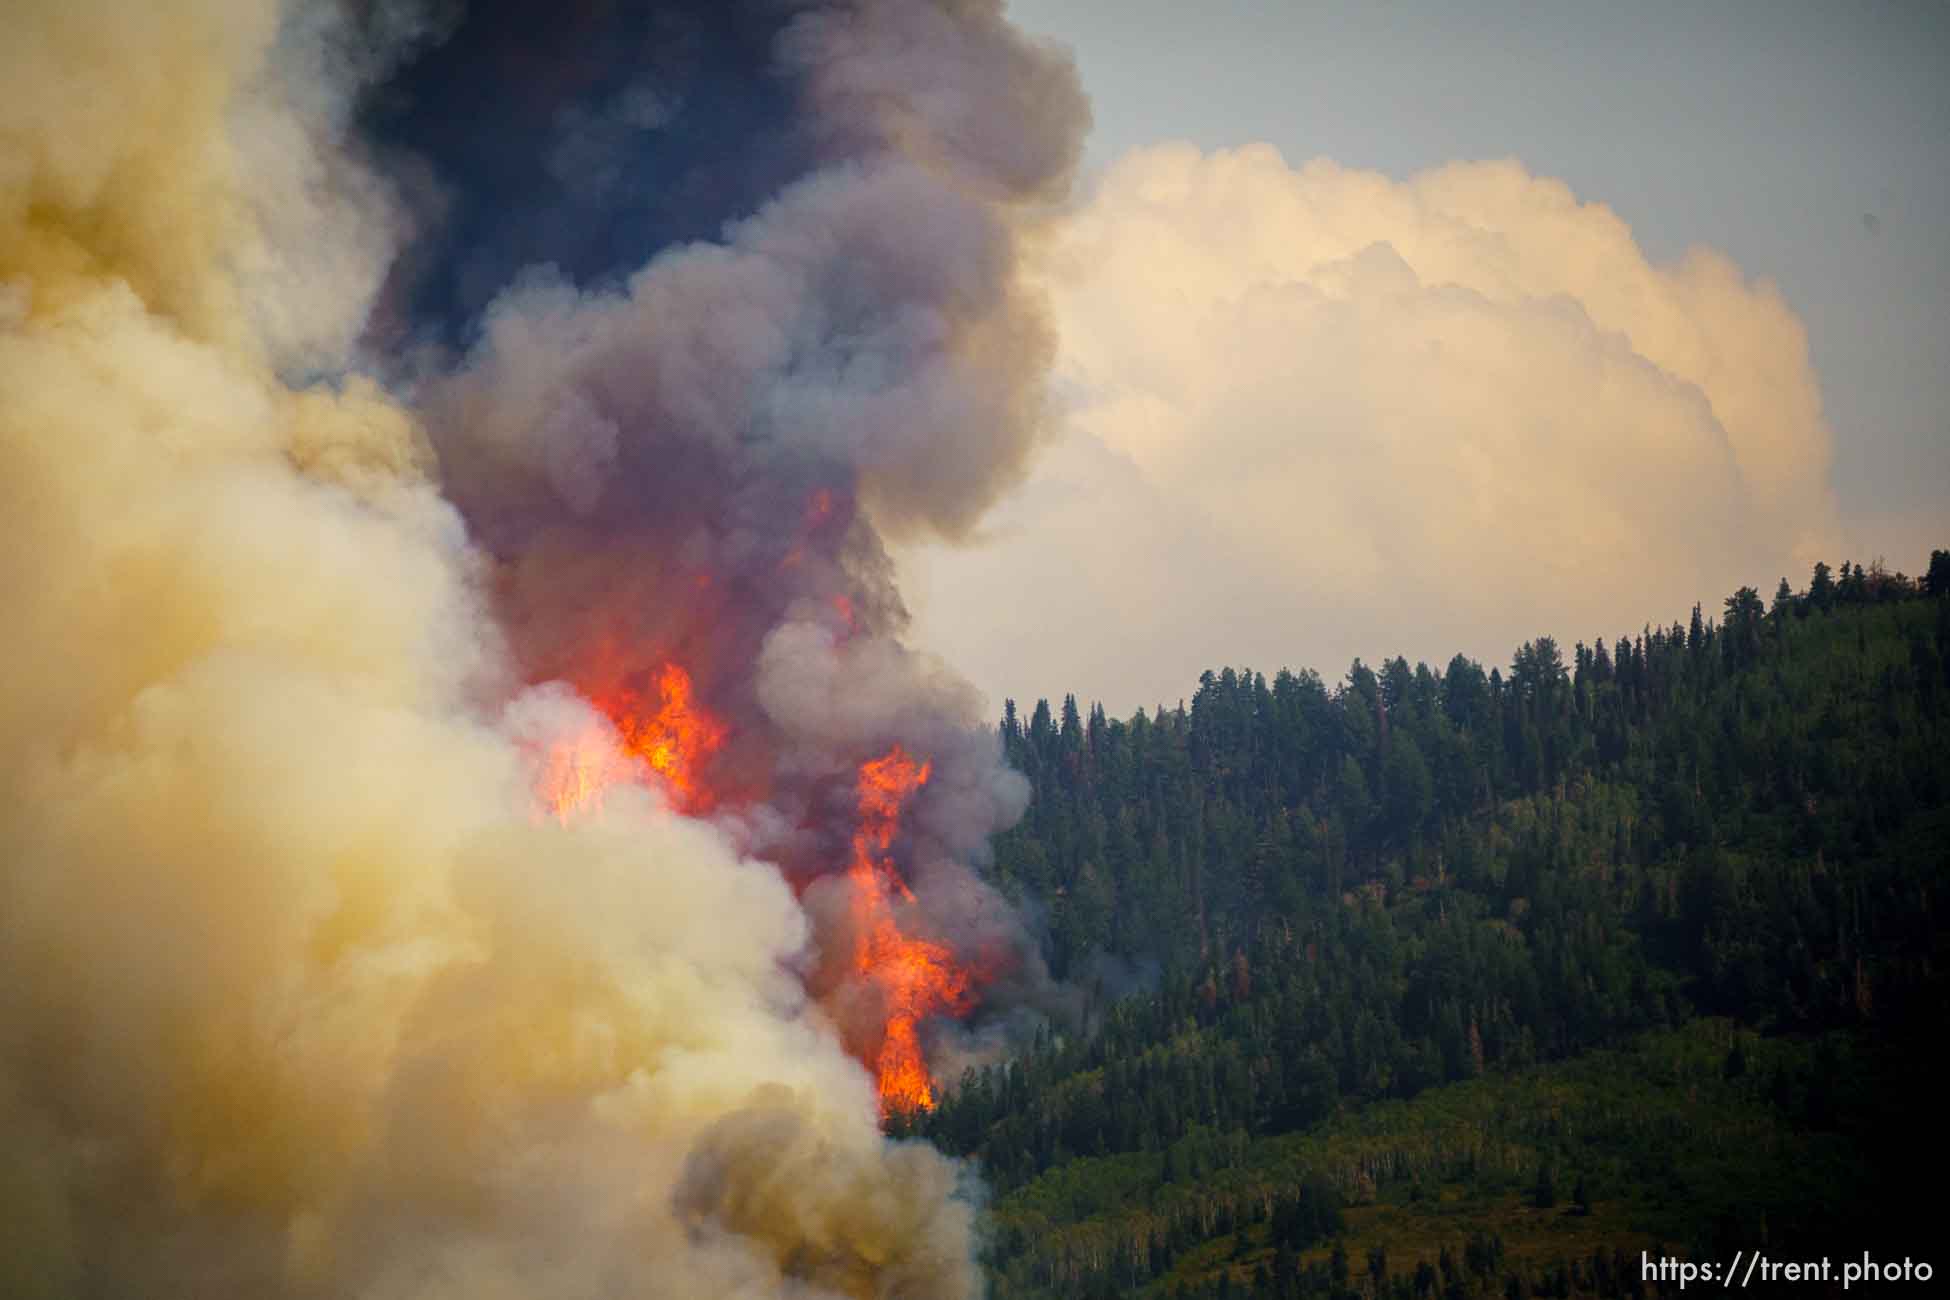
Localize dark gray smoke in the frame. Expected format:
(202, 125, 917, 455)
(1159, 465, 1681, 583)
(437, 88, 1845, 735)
(359, 0, 825, 338)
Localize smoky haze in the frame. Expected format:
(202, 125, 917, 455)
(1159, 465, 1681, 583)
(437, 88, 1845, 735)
(0, 1, 1085, 1297)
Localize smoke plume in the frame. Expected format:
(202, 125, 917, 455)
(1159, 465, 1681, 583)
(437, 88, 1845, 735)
(0, 0, 1085, 1296)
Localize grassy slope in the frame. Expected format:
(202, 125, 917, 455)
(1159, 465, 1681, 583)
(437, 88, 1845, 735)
(987, 1020, 1881, 1296)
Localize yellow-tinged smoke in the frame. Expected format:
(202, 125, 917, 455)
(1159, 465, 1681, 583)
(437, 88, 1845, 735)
(0, 2, 978, 1296)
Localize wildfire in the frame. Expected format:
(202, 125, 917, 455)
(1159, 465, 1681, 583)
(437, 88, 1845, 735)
(847, 745, 974, 1115)
(537, 671, 973, 1117)
(539, 662, 726, 820)
(607, 662, 726, 812)
(537, 720, 630, 824)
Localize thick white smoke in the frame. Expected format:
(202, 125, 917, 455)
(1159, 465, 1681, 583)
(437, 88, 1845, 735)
(0, 0, 1085, 1295)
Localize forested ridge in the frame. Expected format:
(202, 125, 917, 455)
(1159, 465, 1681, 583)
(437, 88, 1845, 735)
(910, 552, 1950, 1298)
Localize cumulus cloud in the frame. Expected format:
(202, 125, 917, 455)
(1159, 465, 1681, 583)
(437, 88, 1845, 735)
(904, 142, 1843, 711)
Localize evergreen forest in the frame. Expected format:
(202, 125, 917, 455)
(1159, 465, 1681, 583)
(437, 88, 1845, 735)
(907, 551, 1950, 1298)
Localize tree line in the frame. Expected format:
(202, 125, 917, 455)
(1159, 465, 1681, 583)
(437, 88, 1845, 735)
(907, 551, 1950, 1297)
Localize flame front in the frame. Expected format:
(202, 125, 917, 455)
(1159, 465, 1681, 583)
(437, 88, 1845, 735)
(606, 662, 726, 812)
(847, 746, 974, 1115)
(539, 662, 725, 820)
(538, 685, 977, 1116)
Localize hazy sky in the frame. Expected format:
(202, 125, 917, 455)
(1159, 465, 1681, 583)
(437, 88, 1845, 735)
(900, 0, 1950, 716)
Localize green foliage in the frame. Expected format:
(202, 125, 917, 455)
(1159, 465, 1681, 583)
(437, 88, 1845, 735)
(943, 554, 1949, 1298)
(974, 1022, 1914, 1297)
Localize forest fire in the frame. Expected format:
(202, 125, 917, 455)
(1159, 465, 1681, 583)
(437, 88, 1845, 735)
(536, 721, 627, 824)
(602, 663, 726, 812)
(538, 662, 726, 820)
(539, 682, 980, 1113)
(0, 0, 1084, 1289)
(847, 746, 976, 1115)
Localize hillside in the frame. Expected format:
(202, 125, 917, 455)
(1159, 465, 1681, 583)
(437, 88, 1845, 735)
(910, 553, 1950, 1298)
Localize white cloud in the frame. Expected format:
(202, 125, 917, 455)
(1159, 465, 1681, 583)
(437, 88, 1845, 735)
(904, 142, 1842, 712)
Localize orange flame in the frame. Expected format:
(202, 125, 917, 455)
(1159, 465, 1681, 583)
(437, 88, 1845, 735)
(538, 662, 726, 820)
(606, 663, 726, 813)
(537, 676, 976, 1116)
(847, 745, 973, 1115)
(537, 721, 629, 823)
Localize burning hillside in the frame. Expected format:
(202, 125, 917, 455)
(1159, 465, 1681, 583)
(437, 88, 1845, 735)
(539, 672, 999, 1118)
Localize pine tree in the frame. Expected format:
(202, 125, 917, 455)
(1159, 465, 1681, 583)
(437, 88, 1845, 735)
(1810, 560, 1836, 611)
(1927, 549, 1950, 598)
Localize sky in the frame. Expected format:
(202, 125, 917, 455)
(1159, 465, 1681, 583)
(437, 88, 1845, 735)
(899, 0, 1950, 716)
